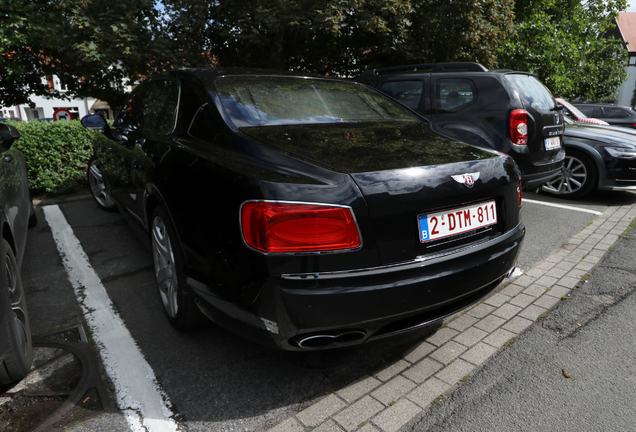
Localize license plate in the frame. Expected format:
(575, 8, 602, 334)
(418, 200, 497, 242)
(545, 136, 560, 150)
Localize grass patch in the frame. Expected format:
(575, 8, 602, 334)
(538, 312, 550, 321)
(505, 336, 520, 347)
(620, 218, 636, 237)
(580, 273, 591, 282)
(430, 394, 447, 408)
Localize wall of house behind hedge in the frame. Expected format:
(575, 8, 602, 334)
(9, 120, 97, 195)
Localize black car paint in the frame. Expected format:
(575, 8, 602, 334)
(574, 103, 636, 130)
(0, 124, 33, 382)
(355, 64, 566, 190)
(86, 68, 524, 350)
(562, 120, 636, 191)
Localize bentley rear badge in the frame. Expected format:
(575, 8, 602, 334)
(451, 172, 480, 188)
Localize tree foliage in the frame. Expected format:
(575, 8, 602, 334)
(498, 0, 627, 101)
(0, 0, 630, 107)
(403, 0, 515, 68)
(161, 0, 414, 76)
(0, 0, 178, 108)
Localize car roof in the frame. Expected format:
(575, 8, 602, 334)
(357, 62, 527, 79)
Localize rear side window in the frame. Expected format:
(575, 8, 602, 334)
(507, 74, 556, 111)
(604, 107, 630, 119)
(435, 80, 476, 112)
(379, 81, 423, 109)
(576, 105, 602, 117)
(115, 80, 178, 133)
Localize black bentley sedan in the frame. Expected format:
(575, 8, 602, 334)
(0, 123, 34, 383)
(82, 69, 525, 350)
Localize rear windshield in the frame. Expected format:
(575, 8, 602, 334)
(507, 74, 557, 111)
(213, 76, 417, 127)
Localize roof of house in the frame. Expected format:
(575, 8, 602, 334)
(616, 12, 636, 53)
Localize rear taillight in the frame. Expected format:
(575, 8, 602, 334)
(510, 109, 528, 145)
(241, 201, 361, 253)
(518, 180, 523, 207)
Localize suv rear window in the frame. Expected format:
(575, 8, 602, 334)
(604, 107, 631, 118)
(507, 74, 556, 111)
(379, 81, 423, 109)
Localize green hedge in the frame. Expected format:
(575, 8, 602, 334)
(7, 120, 97, 195)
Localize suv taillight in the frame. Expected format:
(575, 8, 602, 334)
(241, 201, 361, 253)
(510, 109, 528, 145)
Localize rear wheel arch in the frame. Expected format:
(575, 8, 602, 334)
(1, 222, 16, 258)
(563, 143, 606, 185)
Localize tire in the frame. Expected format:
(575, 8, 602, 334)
(542, 149, 598, 199)
(150, 206, 207, 330)
(87, 156, 117, 211)
(0, 238, 32, 386)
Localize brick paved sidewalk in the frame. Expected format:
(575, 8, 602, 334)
(269, 203, 636, 432)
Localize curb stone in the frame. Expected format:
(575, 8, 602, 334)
(268, 203, 636, 432)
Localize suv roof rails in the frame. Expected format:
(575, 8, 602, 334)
(360, 62, 488, 78)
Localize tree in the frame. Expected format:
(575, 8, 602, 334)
(400, 0, 516, 68)
(161, 0, 413, 76)
(0, 0, 178, 109)
(498, 0, 627, 101)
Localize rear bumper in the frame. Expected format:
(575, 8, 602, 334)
(192, 222, 525, 350)
(515, 148, 565, 190)
(521, 166, 562, 190)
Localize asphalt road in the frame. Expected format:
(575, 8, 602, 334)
(19, 188, 636, 431)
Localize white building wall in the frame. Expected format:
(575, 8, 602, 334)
(1, 75, 115, 121)
(617, 56, 636, 108)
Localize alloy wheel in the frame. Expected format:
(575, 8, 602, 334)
(543, 154, 588, 195)
(151, 216, 179, 318)
(88, 159, 115, 209)
(6, 252, 29, 360)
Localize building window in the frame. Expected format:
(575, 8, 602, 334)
(630, 56, 636, 66)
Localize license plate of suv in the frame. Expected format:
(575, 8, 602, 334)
(418, 200, 497, 242)
(545, 136, 561, 150)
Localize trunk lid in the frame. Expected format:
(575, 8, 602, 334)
(243, 122, 519, 265)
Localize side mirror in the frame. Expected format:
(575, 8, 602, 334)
(0, 124, 20, 150)
(81, 114, 107, 130)
(81, 114, 123, 142)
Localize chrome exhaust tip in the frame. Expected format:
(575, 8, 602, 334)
(296, 330, 366, 349)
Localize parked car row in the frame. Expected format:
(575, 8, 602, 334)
(6, 61, 635, 365)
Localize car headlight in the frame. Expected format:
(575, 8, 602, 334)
(605, 146, 636, 159)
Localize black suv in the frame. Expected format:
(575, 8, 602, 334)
(356, 63, 565, 190)
(574, 103, 636, 130)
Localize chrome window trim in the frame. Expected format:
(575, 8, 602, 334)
(281, 222, 523, 280)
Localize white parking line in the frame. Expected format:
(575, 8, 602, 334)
(522, 198, 603, 215)
(43, 205, 179, 432)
